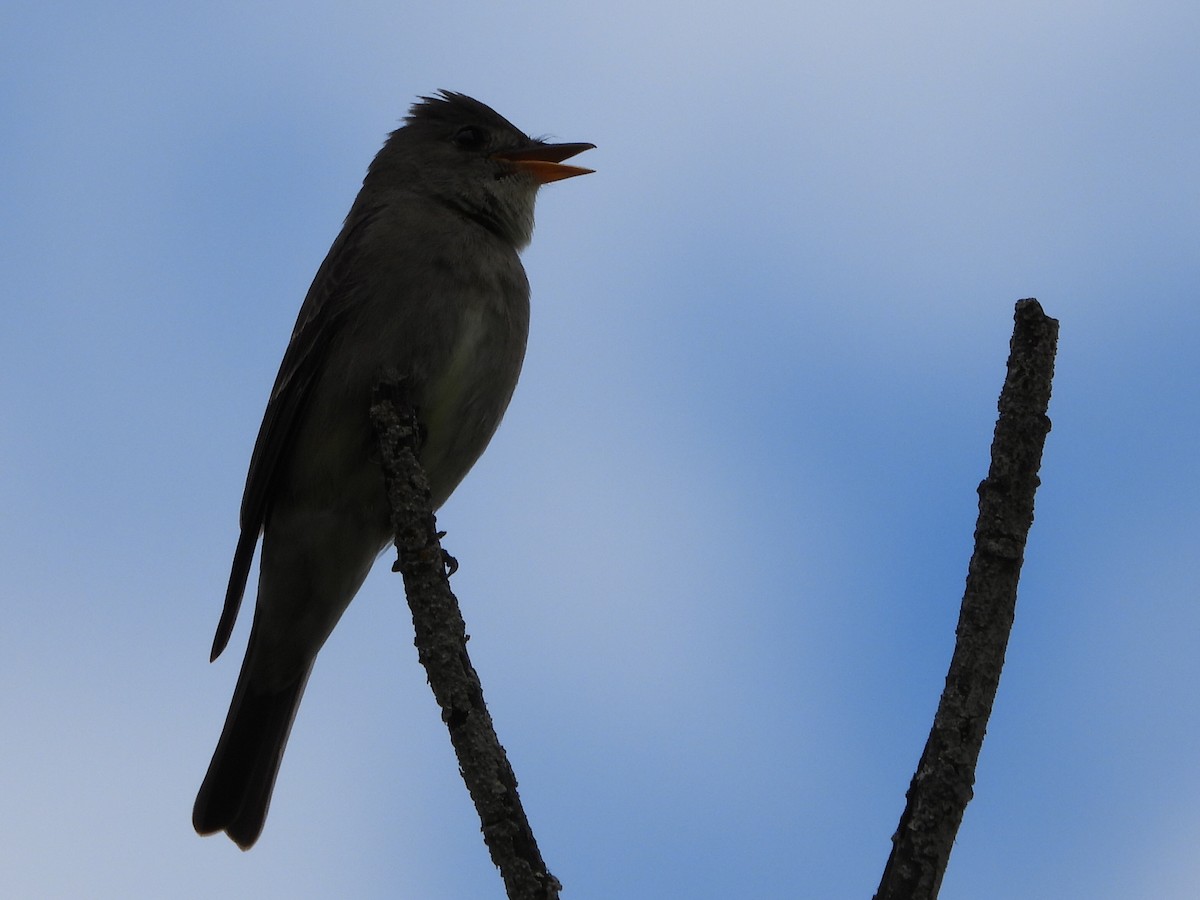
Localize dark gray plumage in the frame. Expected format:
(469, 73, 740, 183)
(193, 91, 592, 849)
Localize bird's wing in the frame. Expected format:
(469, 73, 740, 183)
(209, 205, 384, 661)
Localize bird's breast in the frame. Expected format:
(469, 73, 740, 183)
(416, 280, 528, 507)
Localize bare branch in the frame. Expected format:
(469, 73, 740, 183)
(370, 378, 560, 900)
(874, 298, 1059, 900)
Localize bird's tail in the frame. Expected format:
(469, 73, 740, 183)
(192, 648, 312, 850)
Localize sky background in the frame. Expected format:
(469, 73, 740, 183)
(3, 2, 1198, 897)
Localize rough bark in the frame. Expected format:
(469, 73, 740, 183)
(874, 299, 1059, 900)
(370, 379, 559, 900)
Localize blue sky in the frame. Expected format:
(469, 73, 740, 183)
(3, 2, 1198, 897)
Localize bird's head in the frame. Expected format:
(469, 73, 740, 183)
(366, 90, 594, 248)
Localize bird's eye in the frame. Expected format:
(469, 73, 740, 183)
(452, 125, 489, 151)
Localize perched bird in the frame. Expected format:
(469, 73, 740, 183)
(193, 91, 593, 850)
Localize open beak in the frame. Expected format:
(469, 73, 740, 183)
(494, 142, 596, 184)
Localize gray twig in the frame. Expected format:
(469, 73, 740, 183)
(370, 378, 559, 900)
(874, 299, 1059, 900)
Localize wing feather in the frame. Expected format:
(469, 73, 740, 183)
(209, 205, 384, 660)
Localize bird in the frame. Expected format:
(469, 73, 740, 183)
(192, 91, 593, 850)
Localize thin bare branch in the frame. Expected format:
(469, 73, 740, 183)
(370, 378, 560, 900)
(874, 298, 1058, 900)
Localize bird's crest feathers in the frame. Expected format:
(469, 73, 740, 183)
(405, 90, 527, 139)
